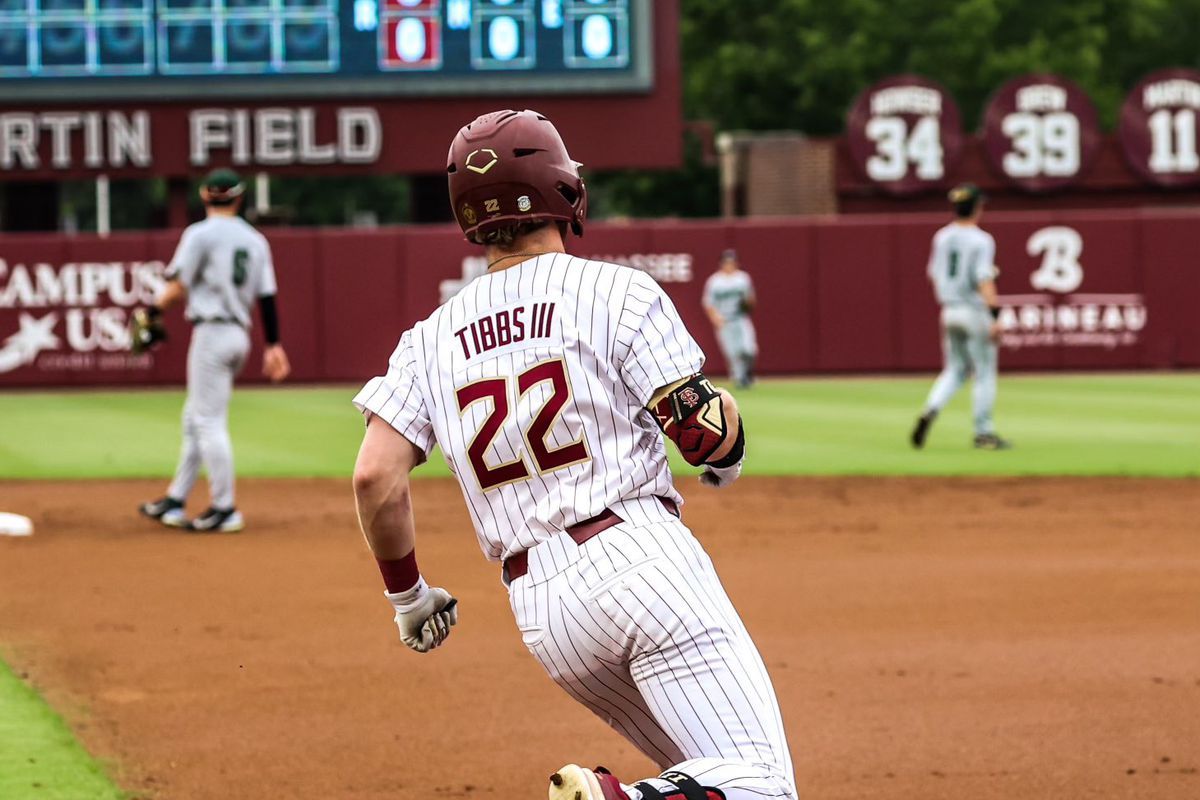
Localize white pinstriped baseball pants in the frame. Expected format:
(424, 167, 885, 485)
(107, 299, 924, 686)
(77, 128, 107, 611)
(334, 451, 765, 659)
(508, 517, 797, 799)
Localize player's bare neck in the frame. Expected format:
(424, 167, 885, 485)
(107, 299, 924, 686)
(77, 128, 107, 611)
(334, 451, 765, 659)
(484, 227, 566, 272)
(205, 205, 240, 219)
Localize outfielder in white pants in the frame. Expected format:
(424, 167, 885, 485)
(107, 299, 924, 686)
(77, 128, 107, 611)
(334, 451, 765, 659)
(912, 183, 1011, 451)
(137, 169, 292, 533)
(167, 323, 250, 510)
(924, 306, 998, 437)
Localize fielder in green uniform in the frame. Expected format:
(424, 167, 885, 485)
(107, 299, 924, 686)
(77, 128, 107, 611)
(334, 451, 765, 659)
(703, 249, 758, 389)
(137, 169, 292, 531)
(911, 184, 1011, 451)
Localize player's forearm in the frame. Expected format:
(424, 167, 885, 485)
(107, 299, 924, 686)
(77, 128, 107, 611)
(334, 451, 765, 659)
(354, 469, 417, 562)
(354, 419, 426, 591)
(154, 279, 186, 311)
(979, 280, 998, 308)
(258, 294, 280, 344)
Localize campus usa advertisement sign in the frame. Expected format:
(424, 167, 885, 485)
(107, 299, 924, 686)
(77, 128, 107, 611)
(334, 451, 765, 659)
(0, 235, 184, 384)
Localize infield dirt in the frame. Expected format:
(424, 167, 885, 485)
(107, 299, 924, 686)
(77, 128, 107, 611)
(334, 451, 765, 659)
(1, 477, 1198, 800)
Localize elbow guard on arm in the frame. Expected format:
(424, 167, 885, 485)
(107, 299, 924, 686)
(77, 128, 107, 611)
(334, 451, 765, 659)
(650, 375, 746, 469)
(258, 294, 280, 345)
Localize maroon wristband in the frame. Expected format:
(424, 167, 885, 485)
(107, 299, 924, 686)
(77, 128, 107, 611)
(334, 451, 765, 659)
(377, 551, 420, 593)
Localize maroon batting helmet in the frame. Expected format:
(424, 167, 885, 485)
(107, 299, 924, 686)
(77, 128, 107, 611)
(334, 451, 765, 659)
(447, 110, 587, 244)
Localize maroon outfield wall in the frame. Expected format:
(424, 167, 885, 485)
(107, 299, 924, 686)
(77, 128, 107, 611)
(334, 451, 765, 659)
(0, 209, 1196, 388)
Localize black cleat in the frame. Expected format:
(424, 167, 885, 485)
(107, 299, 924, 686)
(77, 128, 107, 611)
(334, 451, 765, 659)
(187, 507, 245, 533)
(973, 433, 1013, 450)
(910, 412, 936, 449)
(138, 496, 187, 527)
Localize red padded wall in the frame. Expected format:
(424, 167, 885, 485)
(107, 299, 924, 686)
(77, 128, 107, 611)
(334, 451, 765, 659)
(1, 209, 1196, 388)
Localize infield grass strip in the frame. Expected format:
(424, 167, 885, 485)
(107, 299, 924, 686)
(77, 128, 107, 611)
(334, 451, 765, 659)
(0, 659, 125, 800)
(0, 374, 1197, 479)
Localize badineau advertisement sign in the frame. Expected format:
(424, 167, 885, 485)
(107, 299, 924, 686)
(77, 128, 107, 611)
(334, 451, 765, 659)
(997, 225, 1148, 351)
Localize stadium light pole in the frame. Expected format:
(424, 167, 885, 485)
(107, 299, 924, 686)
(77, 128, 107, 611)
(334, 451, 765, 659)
(255, 172, 270, 216)
(96, 175, 111, 238)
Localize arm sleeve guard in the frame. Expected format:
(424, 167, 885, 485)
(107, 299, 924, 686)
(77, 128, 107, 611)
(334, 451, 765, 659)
(258, 294, 280, 345)
(649, 374, 742, 467)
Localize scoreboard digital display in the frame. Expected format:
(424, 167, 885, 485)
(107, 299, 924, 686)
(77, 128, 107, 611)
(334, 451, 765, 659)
(0, 0, 651, 100)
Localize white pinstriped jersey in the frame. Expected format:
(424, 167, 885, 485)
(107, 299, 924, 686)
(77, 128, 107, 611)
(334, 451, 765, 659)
(354, 253, 705, 563)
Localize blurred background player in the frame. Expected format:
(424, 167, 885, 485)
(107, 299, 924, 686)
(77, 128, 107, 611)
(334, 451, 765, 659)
(911, 184, 1011, 451)
(136, 169, 292, 531)
(703, 248, 758, 389)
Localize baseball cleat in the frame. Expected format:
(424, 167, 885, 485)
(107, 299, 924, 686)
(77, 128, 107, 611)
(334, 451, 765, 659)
(548, 764, 627, 800)
(973, 433, 1013, 450)
(187, 507, 245, 533)
(139, 496, 188, 528)
(910, 411, 936, 449)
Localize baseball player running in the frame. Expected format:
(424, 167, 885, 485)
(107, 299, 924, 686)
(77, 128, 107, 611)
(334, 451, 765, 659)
(352, 110, 796, 800)
(137, 169, 291, 532)
(702, 250, 758, 389)
(911, 183, 1011, 450)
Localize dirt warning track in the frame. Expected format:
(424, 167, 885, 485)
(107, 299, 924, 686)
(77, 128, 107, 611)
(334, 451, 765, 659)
(1, 477, 1198, 800)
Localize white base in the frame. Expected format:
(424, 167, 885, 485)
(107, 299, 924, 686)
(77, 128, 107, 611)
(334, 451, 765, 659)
(0, 512, 34, 537)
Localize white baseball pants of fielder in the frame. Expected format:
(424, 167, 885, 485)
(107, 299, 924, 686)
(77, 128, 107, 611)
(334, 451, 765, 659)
(509, 515, 796, 800)
(925, 305, 997, 436)
(167, 322, 249, 510)
(717, 318, 758, 388)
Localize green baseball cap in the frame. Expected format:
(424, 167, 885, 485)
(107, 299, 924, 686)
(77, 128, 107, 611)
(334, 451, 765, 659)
(947, 183, 984, 204)
(202, 168, 245, 199)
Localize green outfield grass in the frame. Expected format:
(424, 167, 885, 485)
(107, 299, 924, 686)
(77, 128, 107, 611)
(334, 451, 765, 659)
(0, 661, 124, 800)
(2, 373, 1197, 479)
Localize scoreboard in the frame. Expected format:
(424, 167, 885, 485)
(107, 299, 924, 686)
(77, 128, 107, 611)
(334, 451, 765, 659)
(0, 0, 651, 100)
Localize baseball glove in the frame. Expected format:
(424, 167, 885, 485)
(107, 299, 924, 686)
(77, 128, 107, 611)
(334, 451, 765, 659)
(129, 307, 167, 354)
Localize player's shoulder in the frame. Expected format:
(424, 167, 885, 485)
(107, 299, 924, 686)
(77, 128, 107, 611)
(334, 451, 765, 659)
(542, 253, 658, 302)
(598, 260, 668, 308)
(933, 222, 956, 240)
(181, 218, 212, 238)
(553, 252, 637, 281)
(227, 216, 268, 243)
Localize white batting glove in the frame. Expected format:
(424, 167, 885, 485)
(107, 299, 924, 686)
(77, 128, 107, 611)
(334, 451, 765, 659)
(699, 459, 743, 488)
(384, 578, 459, 653)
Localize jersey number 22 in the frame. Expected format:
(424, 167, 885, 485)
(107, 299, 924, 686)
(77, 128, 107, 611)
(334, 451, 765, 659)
(456, 359, 591, 491)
